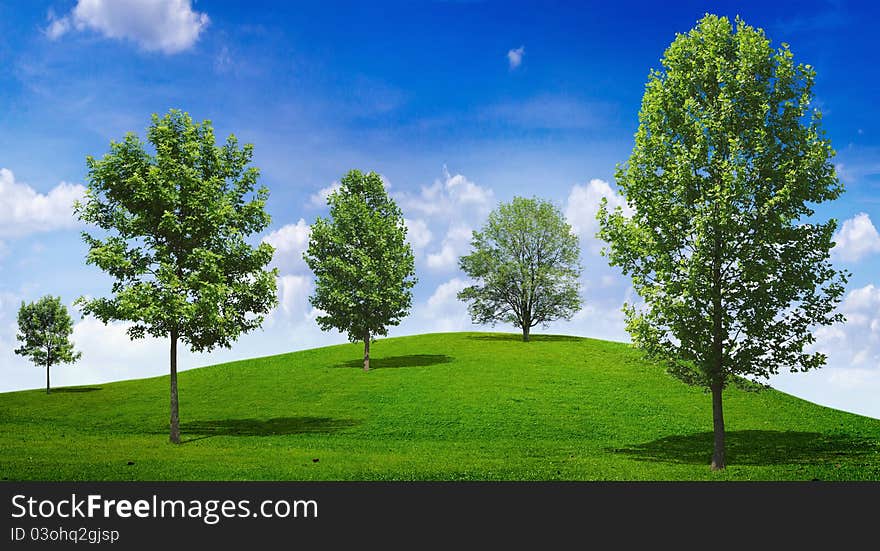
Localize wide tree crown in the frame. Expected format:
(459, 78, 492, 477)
(74, 109, 278, 352)
(458, 196, 582, 331)
(597, 14, 848, 388)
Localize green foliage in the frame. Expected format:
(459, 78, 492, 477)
(2, 332, 879, 481)
(14, 295, 81, 369)
(458, 197, 582, 339)
(304, 169, 416, 343)
(597, 14, 848, 389)
(73, 109, 278, 352)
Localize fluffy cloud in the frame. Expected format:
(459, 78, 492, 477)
(0, 168, 85, 237)
(277, 274, 312, 317)
(403, 277, 477, 334)
(404, 218, 432, 250)
(263, 218, 311, 272)
(507, 46, 525, 69)
(565, 178, 631, 252)
(398, 167, 494, 220)
(426, 225, 473, 271)
(832, 212, 880, 262)
(794, 284, 880, 409)
(396, 168, 491, 271)
(46, 0, 209, 54)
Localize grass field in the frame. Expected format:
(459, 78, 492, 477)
(1, 332, 879, 481)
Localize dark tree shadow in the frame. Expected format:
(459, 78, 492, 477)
(608, 430, 880, 466)
(467, 334, 583, 343)
(334, 354, 454, 369)
(176, 416, 359, 442)
(51, 387, 102, 393)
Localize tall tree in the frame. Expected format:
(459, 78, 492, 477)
(304, 169, 416, 370)
(458, 196, 582, 342)
(15, 295, 82, 394)
(74, 109, 278, 443)
(597, 14, 848, 470)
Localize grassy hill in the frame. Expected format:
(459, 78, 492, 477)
(2, 332, 879, 481)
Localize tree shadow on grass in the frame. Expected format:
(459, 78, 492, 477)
(609, 430, 880, 466)
(177, 416, 359, 442)
(51, 387, 102, 393)
(334, 354, 453, 369)
(467, 334, 583, 343)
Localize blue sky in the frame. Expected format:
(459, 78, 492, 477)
(2, 0, 880, 418)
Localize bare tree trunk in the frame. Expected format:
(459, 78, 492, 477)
(169, 329, 181, 444)
(46, 364, 50, 395)
(710, 381, 725, 470)
(363, 331, 370, 371)
(522, 325, 530, 342)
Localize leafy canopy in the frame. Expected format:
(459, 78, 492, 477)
(458, 196, 582, 335)
(74, 109, 278, 351)
(304, 169, 416, 342)
(597, 14, 848, 389)
(15, 295, 82, 368)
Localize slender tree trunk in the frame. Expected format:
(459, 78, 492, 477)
(45, 338, 51, 394)
(711, 235, 725, 470)
(710, 209, 726, 470)
(522, 325, 530, 342)
(363, 331, 370, 371)
(169, 329, 180, 444)
(710, 381, 725, 470)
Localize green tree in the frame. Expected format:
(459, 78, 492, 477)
(304, 169, 416, 371)
(74, 109, 278, 444)
(597, 14, 848, 470)
(458, 196, 582, 342)
(15, 295, 82, 395)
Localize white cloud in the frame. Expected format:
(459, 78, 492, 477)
(0, 168, 86, 238)
(46, 0, 209, 54)
(426, 278, 468, 310)
(45, 14, 72, 39)
(309, 181, 341, 208)
(426, 245, 456, 271)
(565, 178, 631, 252)
(397, 167, 494, 219)
(426, 224, 472, 271)
(832, 212, 880, 262)
(71, 317, 170, 375)
(406, 277, 476, 333)
(277, 274, 312, 317)
(263, 218, 311, 272)
(507, 46, 525, 69)
(404, 218, 432, 250)
(801, 283, 880, 380)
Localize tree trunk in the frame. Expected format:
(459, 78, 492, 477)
(363, 331, 370, 371)
(710, 382, 725, 470)
(45, 337, 51, 394)
(710, 218, 725, 470)
(522, 325, 530, 342)
(169, 329, 181, 444)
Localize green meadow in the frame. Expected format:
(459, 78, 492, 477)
(2, 332, 879, 481)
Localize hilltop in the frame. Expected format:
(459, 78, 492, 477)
(1, 332, 878, 481)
